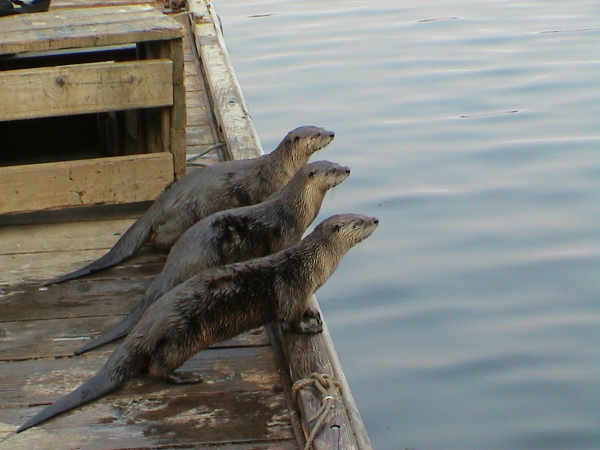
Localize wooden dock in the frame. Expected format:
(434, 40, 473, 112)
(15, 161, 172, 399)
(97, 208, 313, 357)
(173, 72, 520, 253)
(0, 1, 372, 449)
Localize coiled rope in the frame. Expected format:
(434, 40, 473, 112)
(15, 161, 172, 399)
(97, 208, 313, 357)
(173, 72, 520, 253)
(292, 373, 341, 450)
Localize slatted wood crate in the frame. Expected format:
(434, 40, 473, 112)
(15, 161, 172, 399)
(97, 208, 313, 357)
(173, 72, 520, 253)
(0, 4, 186, 215)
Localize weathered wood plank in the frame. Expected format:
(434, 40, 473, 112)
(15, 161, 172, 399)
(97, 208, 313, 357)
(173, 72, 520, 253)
(0, 249, 165, 320)
(0, 315, 133, 359)
(0, 217, 167, 285)
(170, 33, 187, 178)
(275, 297, 359, 450)
(187, 125, 217, 146)
(0, 313, 269, 360)
(184, 72, 204, 91)
(0, 153, 174, 216)
(0, 391, 292, 449)
(0, 248, 164, 287)
(0, 60, 174, 122)
(0, 4, 160, 33)
(0, 6, 183, 55)
(174, 443, 299, 450)
(187, 106, 212, 126)
(171, 127, 187, 177)
(189, 0, 263, 161)
(0, 202, 149, 228)
(0, 219, 136, 255)
(0, 345, 278, 405)
(317, 318, 374, 450)
(0, 22, 180, 56)
(181, 10, 223, 161)
(143, 443, 299, 450)
(186, 92, 207, 109)
(0, 278, 150, 321)
(52, 0, 163, 9)
(170, 35, 185, 86)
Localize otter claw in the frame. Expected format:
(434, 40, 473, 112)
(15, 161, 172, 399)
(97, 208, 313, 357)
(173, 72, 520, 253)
(303, 308, 322, 325)
(164, 373, 203, 385)
(297, 321, 323, 334)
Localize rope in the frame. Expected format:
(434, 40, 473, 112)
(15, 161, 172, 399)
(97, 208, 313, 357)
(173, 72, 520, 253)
(292, 373, 341, 450)
(186, 143, 227, 166)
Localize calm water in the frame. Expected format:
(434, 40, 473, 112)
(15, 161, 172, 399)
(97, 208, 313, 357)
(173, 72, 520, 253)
(212, 1, 600, 449)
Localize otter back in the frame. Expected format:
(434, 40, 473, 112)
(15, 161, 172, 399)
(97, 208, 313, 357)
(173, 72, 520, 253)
(44, 126, 335, 286)
(74, 160, 350, 355)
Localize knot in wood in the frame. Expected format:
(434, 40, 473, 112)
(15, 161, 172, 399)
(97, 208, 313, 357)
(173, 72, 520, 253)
(55, 75, 67, 87)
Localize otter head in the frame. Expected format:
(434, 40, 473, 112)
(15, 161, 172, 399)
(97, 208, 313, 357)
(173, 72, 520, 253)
(303, 160, 351, 192)
(283, 126, 335, 159)
(316, 213, 379, 252)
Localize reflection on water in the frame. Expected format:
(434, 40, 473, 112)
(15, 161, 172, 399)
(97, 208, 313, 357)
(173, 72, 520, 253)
(213, 1, 600, 449)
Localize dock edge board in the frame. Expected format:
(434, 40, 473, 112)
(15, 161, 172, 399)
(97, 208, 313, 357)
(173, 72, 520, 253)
(187, 2, 373, 449)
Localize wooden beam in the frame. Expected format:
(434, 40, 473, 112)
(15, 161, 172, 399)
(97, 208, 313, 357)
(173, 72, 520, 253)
(318, 302, 374, 450)
(274, 301, 360, 450)
(0, 314, 269, 360)
(0, 60, 174, 122)
(0, 4, 161, 34)
(169, 38, 187, 178)
(1, 392, 293, 448)
(187, 4, 372, 448)
(0, 5, 183, 55)
(51, 0, 163, 8)
(188, 0, 263, 160)
(0, 346, 278, 403)
(0, 153, 174, 215)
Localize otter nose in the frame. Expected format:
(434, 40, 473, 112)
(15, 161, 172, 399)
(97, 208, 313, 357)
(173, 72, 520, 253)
(328, 131, 335, 138)
(373, 217, 379, 225)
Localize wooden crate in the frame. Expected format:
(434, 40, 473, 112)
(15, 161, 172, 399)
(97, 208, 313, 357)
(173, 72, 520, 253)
(0, 4, 186, 215)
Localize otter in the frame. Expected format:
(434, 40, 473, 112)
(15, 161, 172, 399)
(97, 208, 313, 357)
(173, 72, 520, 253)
(74, 160, 351, 355)
(44, 126, 335, 286)
(16, 214, 378, 433)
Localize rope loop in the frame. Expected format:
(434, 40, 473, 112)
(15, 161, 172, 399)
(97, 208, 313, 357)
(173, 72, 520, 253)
(291, 373, 341, 450)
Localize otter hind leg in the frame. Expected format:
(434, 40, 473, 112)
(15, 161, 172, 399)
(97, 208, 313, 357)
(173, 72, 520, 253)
(149, 361, 203, 385)
(148, 341, 203, 384)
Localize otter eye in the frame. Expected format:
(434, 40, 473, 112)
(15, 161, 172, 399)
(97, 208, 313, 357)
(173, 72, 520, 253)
(308, 171, 316, 177)
(333, 224, 341, 232)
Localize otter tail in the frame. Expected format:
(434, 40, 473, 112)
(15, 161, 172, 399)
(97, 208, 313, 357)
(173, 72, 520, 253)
(16, 365, 121, 433)
(75, 276, 167, 355)
(74, 303, 145, 355)
(44, 214, 153, 286)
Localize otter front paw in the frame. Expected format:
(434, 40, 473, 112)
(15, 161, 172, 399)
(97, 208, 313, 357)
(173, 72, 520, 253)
(291, 309, 323, 334)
